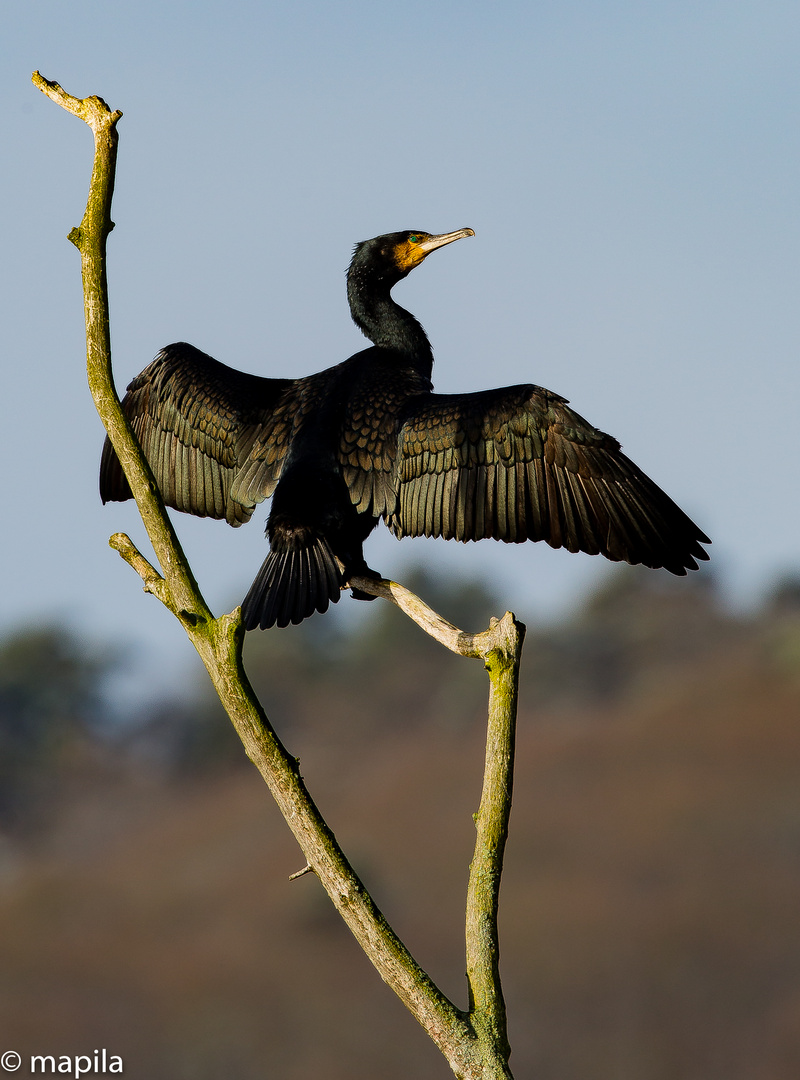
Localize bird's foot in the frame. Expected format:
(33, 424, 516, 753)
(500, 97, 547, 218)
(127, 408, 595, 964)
(348, 565, 382, 603)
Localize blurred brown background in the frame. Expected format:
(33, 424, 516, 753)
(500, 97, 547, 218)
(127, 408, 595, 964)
(1, 567, 799, 1078)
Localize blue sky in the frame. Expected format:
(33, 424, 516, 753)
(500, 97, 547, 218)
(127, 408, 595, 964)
(4, 2, 799, 689)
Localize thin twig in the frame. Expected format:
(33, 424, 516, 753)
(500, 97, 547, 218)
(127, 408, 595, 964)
(288, 864, 314, 881)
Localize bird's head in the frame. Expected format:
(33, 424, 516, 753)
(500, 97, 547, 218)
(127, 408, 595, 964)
(349, 228, 475, 285)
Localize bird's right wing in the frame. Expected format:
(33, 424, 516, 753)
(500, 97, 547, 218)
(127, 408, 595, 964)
(99, 342, 295, 526)
(389, 384, 710, 574)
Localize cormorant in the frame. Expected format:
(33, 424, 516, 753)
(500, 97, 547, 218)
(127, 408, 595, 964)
(100, 228, 710, 628)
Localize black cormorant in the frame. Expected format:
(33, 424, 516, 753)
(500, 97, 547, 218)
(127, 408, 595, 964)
(100, 228, 710, 628)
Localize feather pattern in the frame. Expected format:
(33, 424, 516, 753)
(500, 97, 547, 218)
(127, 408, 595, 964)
(241, 533, 344, 630)
(99, 343, 294, 526)
(387, 385, 709, 574)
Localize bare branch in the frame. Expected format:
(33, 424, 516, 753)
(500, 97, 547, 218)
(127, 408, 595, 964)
(349, 575, 516, 658)
(32, 71, 210, 626)
(32, 72, 123, 129)
(108, 532, 168, 602)
(36, 72, 522, 1079)
(354, 573, 524, 1060)
(465, 617, 524, 1057)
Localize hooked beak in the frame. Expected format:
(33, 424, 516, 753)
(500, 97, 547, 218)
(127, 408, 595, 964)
(417, 228, 475, 255)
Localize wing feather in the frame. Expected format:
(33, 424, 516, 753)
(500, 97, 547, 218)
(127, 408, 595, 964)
(388, 384, 710, 573)
(99, 342, 295, 526)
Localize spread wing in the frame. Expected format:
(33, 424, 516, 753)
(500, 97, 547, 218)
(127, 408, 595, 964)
(388, 384, 710, 574)
(99, 342, 296, 526)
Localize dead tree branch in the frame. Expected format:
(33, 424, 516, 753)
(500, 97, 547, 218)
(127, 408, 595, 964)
(34, 71, 523, 1079)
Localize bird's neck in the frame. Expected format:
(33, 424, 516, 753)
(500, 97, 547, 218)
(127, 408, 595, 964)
(347, 273, 433, 369)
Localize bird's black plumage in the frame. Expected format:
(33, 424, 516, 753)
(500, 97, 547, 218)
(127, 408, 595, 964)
(100, 228, 710, 628)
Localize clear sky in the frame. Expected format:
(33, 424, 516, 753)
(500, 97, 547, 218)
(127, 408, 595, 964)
(4, 1, 799, 692)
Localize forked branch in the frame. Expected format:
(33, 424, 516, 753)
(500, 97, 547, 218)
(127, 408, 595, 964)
(34, 71, 523, 1079)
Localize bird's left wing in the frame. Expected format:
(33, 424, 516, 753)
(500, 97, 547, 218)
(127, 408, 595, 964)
(388, 385, 709, 574)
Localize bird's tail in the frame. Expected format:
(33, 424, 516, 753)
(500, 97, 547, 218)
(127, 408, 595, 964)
(241, 533, 344, 630)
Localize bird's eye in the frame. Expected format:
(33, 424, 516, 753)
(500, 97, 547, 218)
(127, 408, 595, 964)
(408, 234, 420, 243)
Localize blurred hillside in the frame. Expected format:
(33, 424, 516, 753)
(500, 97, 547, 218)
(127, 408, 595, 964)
(0, 568, 799, 1079)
